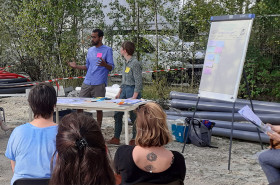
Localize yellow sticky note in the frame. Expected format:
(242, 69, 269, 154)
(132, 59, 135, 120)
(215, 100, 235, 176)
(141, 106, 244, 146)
(125, 67, 130, 73)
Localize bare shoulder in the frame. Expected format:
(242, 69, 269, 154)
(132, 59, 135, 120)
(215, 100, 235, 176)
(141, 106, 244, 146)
(132, 146, 174, 173)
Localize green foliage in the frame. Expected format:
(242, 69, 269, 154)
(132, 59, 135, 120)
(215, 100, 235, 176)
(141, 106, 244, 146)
(239, 55, 272, 100)
(237, 0, 280, 101)
(106, 0, 179, 65)
(1, 0, 280, 102)
(142, 77, 170, 108)
(240, 54, 280, 101)
(0, 0, 104, 81)
(142, 80, 198, 108)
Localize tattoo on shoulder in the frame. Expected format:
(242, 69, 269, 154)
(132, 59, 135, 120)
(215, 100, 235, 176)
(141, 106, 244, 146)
(144, 165, 154, 172)
(147, 152, 157, 161)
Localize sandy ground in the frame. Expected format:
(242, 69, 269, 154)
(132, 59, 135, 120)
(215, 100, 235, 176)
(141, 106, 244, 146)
(0, 96, 269, 185)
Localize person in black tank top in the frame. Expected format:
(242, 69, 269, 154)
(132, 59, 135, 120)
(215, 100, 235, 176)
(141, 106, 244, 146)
(114, 102, 186, 185)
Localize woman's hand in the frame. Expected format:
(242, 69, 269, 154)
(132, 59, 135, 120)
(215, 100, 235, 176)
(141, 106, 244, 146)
(267, 124, 280, 133)
(268, 131, 280, 142)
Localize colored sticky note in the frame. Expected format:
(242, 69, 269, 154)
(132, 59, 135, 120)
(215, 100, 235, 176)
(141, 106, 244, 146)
(206, 54, 215, 61)
(214, 47, 223, 53)
(203, 68, 212, 75)
(205, 61, 214, 68)
(208, 40, 216, 47)
(216, 41, 224, 47)
(125, 67, 130, 73)
(207, 47, 215, 53)
(214, 54, 220, 63)
(97, 53, 102, 58)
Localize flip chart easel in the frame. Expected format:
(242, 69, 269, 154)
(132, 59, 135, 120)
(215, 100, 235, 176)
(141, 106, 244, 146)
(181, 14, 262, 170)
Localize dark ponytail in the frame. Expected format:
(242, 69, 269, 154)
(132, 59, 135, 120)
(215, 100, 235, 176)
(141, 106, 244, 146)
(50, 113, 115, 185)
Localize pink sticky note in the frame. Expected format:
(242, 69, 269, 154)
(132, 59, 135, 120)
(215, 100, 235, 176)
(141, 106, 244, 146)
(203, 68, 212, 75)
(214, 47, 223, 53)
(97, 53, 102, 58)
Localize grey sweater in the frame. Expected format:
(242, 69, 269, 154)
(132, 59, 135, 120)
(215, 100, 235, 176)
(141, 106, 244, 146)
(120, 56, 143, 93)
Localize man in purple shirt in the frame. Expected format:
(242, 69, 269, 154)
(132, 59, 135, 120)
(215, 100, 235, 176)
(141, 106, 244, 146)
(69, 29, 114, 126)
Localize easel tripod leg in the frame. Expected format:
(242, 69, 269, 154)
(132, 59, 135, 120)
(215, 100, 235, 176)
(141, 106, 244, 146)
(228, 101, 236, 171)
(243, 69, 263, 150)
(182, 97, 200, 153)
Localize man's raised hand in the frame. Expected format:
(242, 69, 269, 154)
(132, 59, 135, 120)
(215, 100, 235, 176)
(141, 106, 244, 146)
(68, 61, 77, 69)
(97, 57, 107, 67)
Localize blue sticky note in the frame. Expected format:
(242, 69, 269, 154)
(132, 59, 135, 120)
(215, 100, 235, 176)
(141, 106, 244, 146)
(206, 54, 215, 61)
(207, 47, 216, 53)
(208, 40, 216, 46)
(216, 41, 224, 47)
(214, 54, 220, 63)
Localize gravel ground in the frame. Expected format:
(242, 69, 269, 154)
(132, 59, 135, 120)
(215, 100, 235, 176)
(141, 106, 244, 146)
(0, 96, 268, 185)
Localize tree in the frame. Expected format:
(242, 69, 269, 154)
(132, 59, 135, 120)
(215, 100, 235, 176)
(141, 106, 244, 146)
(239, 0, 280, 100)
(0, 0, 104, 81)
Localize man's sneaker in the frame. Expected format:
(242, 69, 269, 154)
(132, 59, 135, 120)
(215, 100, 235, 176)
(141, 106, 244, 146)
(107, 137, 120, 145)
(129, 139, 135, 146)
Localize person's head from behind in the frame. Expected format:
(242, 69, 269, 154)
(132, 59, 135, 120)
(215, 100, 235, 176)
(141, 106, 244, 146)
(50, 113, 115, 185)
(91, 28, 104, 46)
(121, 41, 135, 57)
(135, 102, 173, 147)
(28, 83, 57, 119)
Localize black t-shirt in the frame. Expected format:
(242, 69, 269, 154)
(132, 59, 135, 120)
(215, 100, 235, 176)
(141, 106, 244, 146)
(114, 145, 186, 185)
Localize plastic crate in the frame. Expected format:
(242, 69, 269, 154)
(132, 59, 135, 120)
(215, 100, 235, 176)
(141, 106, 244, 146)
(171, 124, 189, 143)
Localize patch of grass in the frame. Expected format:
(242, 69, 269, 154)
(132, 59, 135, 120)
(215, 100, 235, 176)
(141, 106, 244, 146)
(142, 80, 199, 101)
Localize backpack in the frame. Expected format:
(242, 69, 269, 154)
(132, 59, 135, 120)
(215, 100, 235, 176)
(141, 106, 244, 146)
(185, 117, 217, 148)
